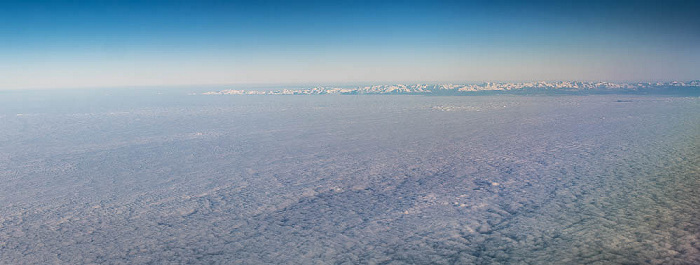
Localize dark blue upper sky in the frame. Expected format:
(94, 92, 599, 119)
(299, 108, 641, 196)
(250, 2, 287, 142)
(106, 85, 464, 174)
(1, 0, 698, 89)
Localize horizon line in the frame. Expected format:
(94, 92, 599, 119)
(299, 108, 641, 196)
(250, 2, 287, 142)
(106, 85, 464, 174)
(3, 79, 700, 91)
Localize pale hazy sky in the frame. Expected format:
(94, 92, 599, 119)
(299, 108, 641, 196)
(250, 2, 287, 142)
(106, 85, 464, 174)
(1, 0, 699, 89)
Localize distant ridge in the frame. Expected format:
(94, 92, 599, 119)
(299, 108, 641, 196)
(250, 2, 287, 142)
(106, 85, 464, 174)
(203, 81, 700, 96)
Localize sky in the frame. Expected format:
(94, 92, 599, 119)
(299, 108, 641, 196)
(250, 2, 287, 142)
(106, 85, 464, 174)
(1, 0, 699, 89)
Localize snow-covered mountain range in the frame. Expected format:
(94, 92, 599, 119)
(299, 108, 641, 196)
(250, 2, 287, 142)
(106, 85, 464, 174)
(203, 81, 700, 95)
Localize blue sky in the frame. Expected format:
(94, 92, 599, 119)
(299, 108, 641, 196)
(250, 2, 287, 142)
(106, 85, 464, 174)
(1, 0, 698, 89)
